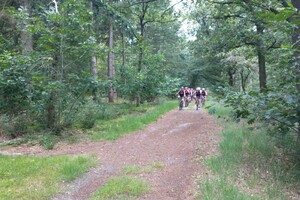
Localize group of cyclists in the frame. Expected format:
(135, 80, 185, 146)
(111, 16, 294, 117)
(176, 86, 208, 110)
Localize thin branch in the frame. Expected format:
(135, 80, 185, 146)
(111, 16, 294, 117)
(271, 117, 298, 132)
(208, 1, 236, 5)
(267, 39, 281, 50)
(162, 0, 184, 16)
(213, 14, 245, 20)
(124, 0, 157, 8)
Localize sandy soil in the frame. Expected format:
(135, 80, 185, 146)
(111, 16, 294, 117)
(1, 106, 222, 200)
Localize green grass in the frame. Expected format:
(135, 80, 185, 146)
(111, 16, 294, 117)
(199, 178, 260, 200)
(89, 100, 177, 140)
(89, 176, 150, 200)
(89, 162, 164, 200)
(0, 154, 96, 200)
(199, 99, 300, 199)
(121, 162, 165, 174)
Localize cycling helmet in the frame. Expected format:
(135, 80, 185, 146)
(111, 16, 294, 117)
(196, 87, 200, 90)
(202, 88, 205, 90)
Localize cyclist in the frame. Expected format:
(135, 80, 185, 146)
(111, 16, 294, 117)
(184, 87, 191, 107)
(195, 87, 202, 105)
(201, 88, 208, 105)
(176, 87, 185, 97)
(176, 87, 186, 109)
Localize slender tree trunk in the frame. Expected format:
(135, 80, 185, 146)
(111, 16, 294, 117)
(91, 56, 99, 101)
(240, 69, 250, 92)
(20, 0, 33, 55)
(108, 17, 115, 103)
(136, 16, 145, 107)
(47, 1, 59, 130)
(48, 55, 58, 129)
(227, 68, 236, 87)
(256, 22, 267, 92)
(121, 24, 126, 66)
(291, 0, 300, 159)
(89, 0, 99, 102)
(48, 90, 56, 128)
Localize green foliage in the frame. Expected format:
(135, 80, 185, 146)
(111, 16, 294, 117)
(116, 54, 173, 102)
(0, 52, 35, 114)
(0, 113, 30, 138)
(220, 86, 298, 136)
(0, 0, 185, 136)
(0, 154, 95, 200)
(203, 100, 300, 199)
(39, 134, 58, 150)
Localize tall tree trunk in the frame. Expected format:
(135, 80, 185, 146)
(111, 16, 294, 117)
(20, 0, 33, 55)
(108, 17, 115, 103)
(89, 0, 99, 102)
(291, 0, 300, 160)
(91, 56, 99, 101)
(256, 22, 267, 92)
(47, 1, 59, 130)
(48, 90, 56, 129)
(240, 69, 250, 92)
(121, 23, 126, 66)
(136, 15, 145, 107)
(48, 55, 58, 129)
(228, 69, 235, 87)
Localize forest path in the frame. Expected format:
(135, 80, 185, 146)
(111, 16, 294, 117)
(4, 105, 222, 200)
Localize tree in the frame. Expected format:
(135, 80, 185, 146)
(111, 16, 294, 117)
(193, 0, 286, 92)
(107, 0, 115, 103)
(291, 0, 300, 156)
(19, 0, 33, 55)
(122, 0, 177, 106)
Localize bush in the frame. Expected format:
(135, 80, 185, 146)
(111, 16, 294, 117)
(0, 113, 33, 138)
(39, 134, 57, 150)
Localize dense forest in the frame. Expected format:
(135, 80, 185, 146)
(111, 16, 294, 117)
(0, 0, 299, 159)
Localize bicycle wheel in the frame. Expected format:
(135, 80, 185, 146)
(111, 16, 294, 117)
(179, 99, 183, 110)
(202, 97, 206, 106)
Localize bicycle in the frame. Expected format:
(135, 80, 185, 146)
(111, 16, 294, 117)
(185, 96, 190, 107)
(201, 95, 206, 106)
(178, 96, 184, 110)
(195, 96, 201, 110)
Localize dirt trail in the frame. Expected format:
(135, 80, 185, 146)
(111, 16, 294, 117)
(2, 106, 222, 200)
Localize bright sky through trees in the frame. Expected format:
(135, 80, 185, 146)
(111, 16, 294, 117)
(171, 0, 197, 41)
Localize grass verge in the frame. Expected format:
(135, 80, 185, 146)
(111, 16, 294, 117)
(89, 176, 150, 200)
(121, 162, 165, 174)
(198, 99, 300, 200)
(0, 154, 96, 200)
(88, 99, 177, 140)
(90, 162, 164, 199)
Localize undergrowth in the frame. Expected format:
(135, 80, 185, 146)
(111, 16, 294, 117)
(0, 98, 177, 149)
(198, 99, 300, 200)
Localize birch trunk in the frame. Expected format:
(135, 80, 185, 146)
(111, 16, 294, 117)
(108, 18, 115, 103)
(20, 0, 33, 55)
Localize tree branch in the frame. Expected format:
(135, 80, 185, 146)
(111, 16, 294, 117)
(125, 0, 157, 8)
(267, 39, 281, 50)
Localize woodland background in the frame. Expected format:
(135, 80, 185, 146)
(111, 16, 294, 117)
(0, 0, 299, 160)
